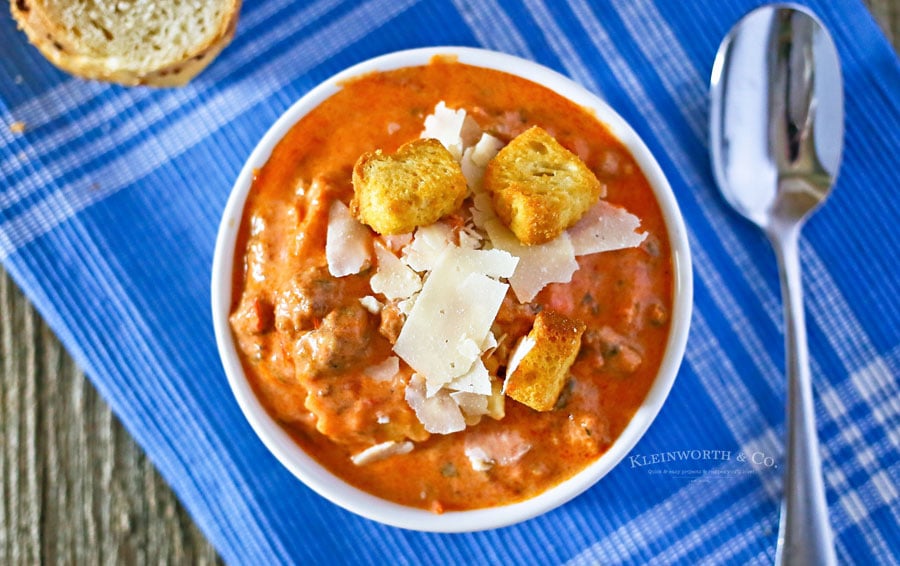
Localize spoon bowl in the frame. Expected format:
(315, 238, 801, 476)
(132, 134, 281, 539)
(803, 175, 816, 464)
(711, 3, 843, 231)
(709, 4, 843, 565)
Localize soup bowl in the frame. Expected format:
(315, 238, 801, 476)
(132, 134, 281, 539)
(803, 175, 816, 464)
(211, 46, 692, 532)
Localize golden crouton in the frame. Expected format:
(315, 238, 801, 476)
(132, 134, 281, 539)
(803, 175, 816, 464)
(351, 138, 467, 235)
(483, 126, 604, 245)
(504, 310, 586, 412)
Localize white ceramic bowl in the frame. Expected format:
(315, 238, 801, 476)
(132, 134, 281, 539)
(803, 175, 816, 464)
(211, 46, 693, 532)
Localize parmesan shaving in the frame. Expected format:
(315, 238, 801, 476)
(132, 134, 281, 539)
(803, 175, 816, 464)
(364, 356, 400, 382)
(446, 358, 492, 396)
(397, 294, 418, 316)
(465, 446, 494, 471)
(325, 201, 371, 277)
(387, 104, 652, 436)
(449, 246, 519, 279)
(481, 331, 498, 353)
(351, 441, 414, 466)
(460, 133, 503, 189)
(450, 391, 490, 417)
(382, 233, 413, 252)
(470, 133, 505, 167)
(393, 246, 513, 390)
(370, 242, 422, 300)
(458, 224, 483, 249)
(505, 335, 536, 381)
(465, 430, 532, 470)
(485, 218, 578, 303)
(421, 102, 481, 161)
(405, 374, 466, 435)
(470, 191, 496, 229)
(568, 199, 647, 255)
(460, 146, 481, 189)
(457, 339, 481, 364)
(359, 295, 383, 314)
(402, 222, 453, 273)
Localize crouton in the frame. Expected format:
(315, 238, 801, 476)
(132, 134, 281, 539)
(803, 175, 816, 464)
(483, 126, 604, 245)
(504, 310, 586, 412)
(351, 138, 467, 235)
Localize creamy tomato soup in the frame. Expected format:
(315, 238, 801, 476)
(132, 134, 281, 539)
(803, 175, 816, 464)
(229, 59, 673, 512)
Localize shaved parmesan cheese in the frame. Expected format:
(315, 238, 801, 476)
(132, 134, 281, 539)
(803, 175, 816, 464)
(457, 339, 481, 363)
(359, 295, 383, 314)
(495, 439, 532, 465)
(459, 116, 483, 148)
(379, 105, 653, 437)
(505, 335, 536, 381)
(364, 356, 400, 382)
(449, 246, 519, 279)
(451, 390, 489, 416)
(402, 222, 453, 273)
(470, 133, 505, 167)
(481, 331, 498, 353)
(460, 147, 481, 189)
(569, 199, 647, 256)
(460, 133, 503, 189)
(421, 102, 481, 161)
(382, 233, 413, 252)
(465, 446, 494, 471)
(458, 224, 483, 249)
(465, 430, 531, 469)
(370, 242, 422, 300)
(424, 378, 445, 399)
(393, 246, 510, 389)
(397, 294, 418, 316)
(485, 218, 578, 302)
(351, 440, 414, 466)
(326, 201, 371, 277)
(470, 191, 496, 229)
(405, 374, 466, 434)
(447, 358, 492, 395)
(457, 133, 506, 224)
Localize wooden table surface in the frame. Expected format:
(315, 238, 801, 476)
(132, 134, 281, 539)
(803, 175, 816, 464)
(2, 3, 897, 563)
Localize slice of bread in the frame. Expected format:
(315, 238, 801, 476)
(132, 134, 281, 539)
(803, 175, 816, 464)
(483, 126, 604, 245)
(10, 0, 240, 86)
(351, 138, 468, 235)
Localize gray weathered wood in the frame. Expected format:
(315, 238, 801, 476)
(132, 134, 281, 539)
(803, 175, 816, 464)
(1, 266, 221, 565)
(868, 0, 899, 46)
(1, 3, 897, 564)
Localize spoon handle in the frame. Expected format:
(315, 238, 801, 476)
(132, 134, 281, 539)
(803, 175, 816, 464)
(770, 225, 837, 566)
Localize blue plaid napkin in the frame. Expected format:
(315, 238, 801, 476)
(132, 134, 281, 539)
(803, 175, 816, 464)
(2, 0, 898, 563)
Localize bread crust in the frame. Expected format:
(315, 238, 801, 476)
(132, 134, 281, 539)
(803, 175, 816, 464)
(483, 126, 604, 245)
(351, 138, 467, 235)
(9, 0, 240, 86)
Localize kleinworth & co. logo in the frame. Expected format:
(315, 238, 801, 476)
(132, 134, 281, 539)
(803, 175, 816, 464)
(628, 448, 778, 483)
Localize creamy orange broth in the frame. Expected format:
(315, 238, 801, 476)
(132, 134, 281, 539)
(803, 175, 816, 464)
(230, 60, 673, 512)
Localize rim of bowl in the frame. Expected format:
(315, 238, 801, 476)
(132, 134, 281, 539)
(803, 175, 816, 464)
(211, 46, 693, 533)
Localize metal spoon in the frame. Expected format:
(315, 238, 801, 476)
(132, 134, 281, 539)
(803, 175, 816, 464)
(709, 4, 842, 565)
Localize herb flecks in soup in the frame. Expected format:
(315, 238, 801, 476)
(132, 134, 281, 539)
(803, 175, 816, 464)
(230, 61, 673, 512)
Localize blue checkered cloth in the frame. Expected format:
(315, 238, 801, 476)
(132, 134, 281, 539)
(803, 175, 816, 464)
(2, 0, 898, 563)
